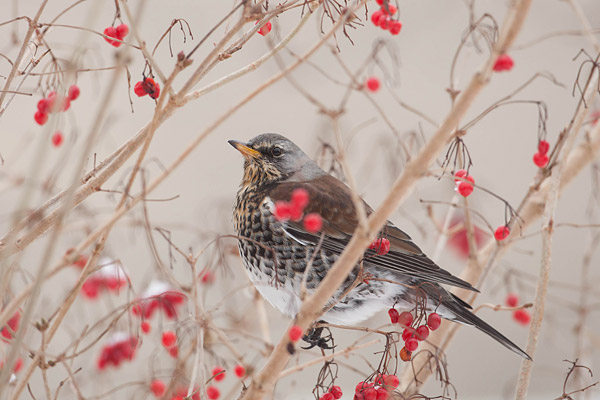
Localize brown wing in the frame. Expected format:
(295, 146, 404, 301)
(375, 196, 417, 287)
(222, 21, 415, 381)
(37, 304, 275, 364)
(268, 175, 478, 292)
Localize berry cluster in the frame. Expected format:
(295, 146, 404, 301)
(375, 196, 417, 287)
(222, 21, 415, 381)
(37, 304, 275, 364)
(494, 225, 510, 241)
(103, 24, 129, 47)
(533, 140, 550, 168)
(274, 188, 324, 233)
(81, 257, 128, 299)
(134, 77, 161, 100)
(97, 333, 138, 370)
(318, 385, 343, 400)
(370, 0, 402, 35)
(388, 309, 441, 361)
(369, 237, 390, 256)
(493, 54, 514, 72)
(454, 169, 475, 197)
(1, 310, 20, 342)
(353, 373, 399, 400)
(131, 280, 187, 320)
(161, 330, 179, 358)
(34, 85, 80, 126)
(505, 293, 531, 326)
(256, 20, 272, 36)
(206, 365, 246, 399)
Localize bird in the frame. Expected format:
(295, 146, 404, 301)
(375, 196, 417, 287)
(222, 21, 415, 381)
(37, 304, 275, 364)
(230, 133, 530, 359)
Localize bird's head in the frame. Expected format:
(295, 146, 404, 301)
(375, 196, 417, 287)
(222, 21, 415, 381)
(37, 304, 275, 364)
(229, 133, 324, 188)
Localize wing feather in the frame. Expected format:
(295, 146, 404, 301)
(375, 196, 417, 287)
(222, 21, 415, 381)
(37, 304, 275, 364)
(268, 176, 478, 292)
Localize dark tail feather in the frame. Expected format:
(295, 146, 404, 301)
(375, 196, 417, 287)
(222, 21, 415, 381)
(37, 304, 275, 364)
(449, 301, 532, 360)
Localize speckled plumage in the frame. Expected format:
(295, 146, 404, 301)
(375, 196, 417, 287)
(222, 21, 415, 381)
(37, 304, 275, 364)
(230, 133, 530, 359)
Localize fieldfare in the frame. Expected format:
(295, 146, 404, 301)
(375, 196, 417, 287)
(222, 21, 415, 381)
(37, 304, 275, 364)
(230, 133, 529, 359)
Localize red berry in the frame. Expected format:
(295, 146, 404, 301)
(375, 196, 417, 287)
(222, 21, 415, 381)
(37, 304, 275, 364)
(274, 201, 292, 220)
(457, 181, 473, 197)
(61, 97, 71, 111)
(401, 327, 415, 342)
(383, 374, 399, 389)
(291, 188, 309, 210)
(493, 54, 514, 72)
(161, 331, 176, 348)
(375, 388, 389, 400)
(369, 238, 390, 255)
(405, 337, 418, 351)
(365, 77, 380, 92)
(513, 309, 531, 325)
(381, 4, 397, 15)
(506, 293, 519, 307)
(355, 381, 374, 392)
(371, 10, 384, 26)
(141, 321, 151, 334)
(12, 358, 23, 373)
(150, 380, 166, 397)
(289, 325, 303, 342)
(494, 225, 510, 241)
(134, 81, 147, 97)
(34, 110, 48, 125)
(398, 311, 413, 327)
(206, 385, 220, 400)
(427, 312, 441, 330)
(389, 20, 402, 35)
(257, 21, 272, 36)
(68, 85, 80, 101)
(37, 98, 49, 113)
(51, 131, 63, 147)
(538, 140, 550, 155)
(454, 169, 467, 182)
(201, 270, 215, 284)
(168, 345, 179, 358)
(399, 346, 411, 361)
(72, 254, 87, 268)
(103, 26, 120, 47)
(415, 325, 429, 341)
(363, 388, 377, 400)
(116, 24, 129, 40)
(212, 366, 225, 381)
(533, 152, 549, 168)
(234, 364, 246, 378)
(142, 77, 160, 99)
(319, 394, 335, 400)
(375, 0, 383, 4)
(329, 385, 343, 399)
(303, 213, 323, 233)
(388, 308, 400, 324)
(380, 16, 391, 30)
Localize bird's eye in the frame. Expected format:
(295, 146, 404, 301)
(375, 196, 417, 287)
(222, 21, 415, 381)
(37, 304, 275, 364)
(271, 147, 283, 157)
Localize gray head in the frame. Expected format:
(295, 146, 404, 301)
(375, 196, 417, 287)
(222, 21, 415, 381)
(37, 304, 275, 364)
(228, 133, 325, 187)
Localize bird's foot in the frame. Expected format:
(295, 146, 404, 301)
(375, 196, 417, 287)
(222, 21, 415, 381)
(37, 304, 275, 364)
(301, 325, 335, 350)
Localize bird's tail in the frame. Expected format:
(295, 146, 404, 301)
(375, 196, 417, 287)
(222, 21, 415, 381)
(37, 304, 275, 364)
(446, 295, 532, 360)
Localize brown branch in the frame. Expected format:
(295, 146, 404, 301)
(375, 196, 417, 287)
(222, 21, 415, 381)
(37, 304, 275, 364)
(0, 0, 48, 115)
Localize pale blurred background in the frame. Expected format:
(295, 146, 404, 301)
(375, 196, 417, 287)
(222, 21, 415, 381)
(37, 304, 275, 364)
(1, 0, 600, 399)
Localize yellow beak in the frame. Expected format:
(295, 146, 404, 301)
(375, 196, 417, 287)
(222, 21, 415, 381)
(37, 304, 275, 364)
(228, 140, 261, 159)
